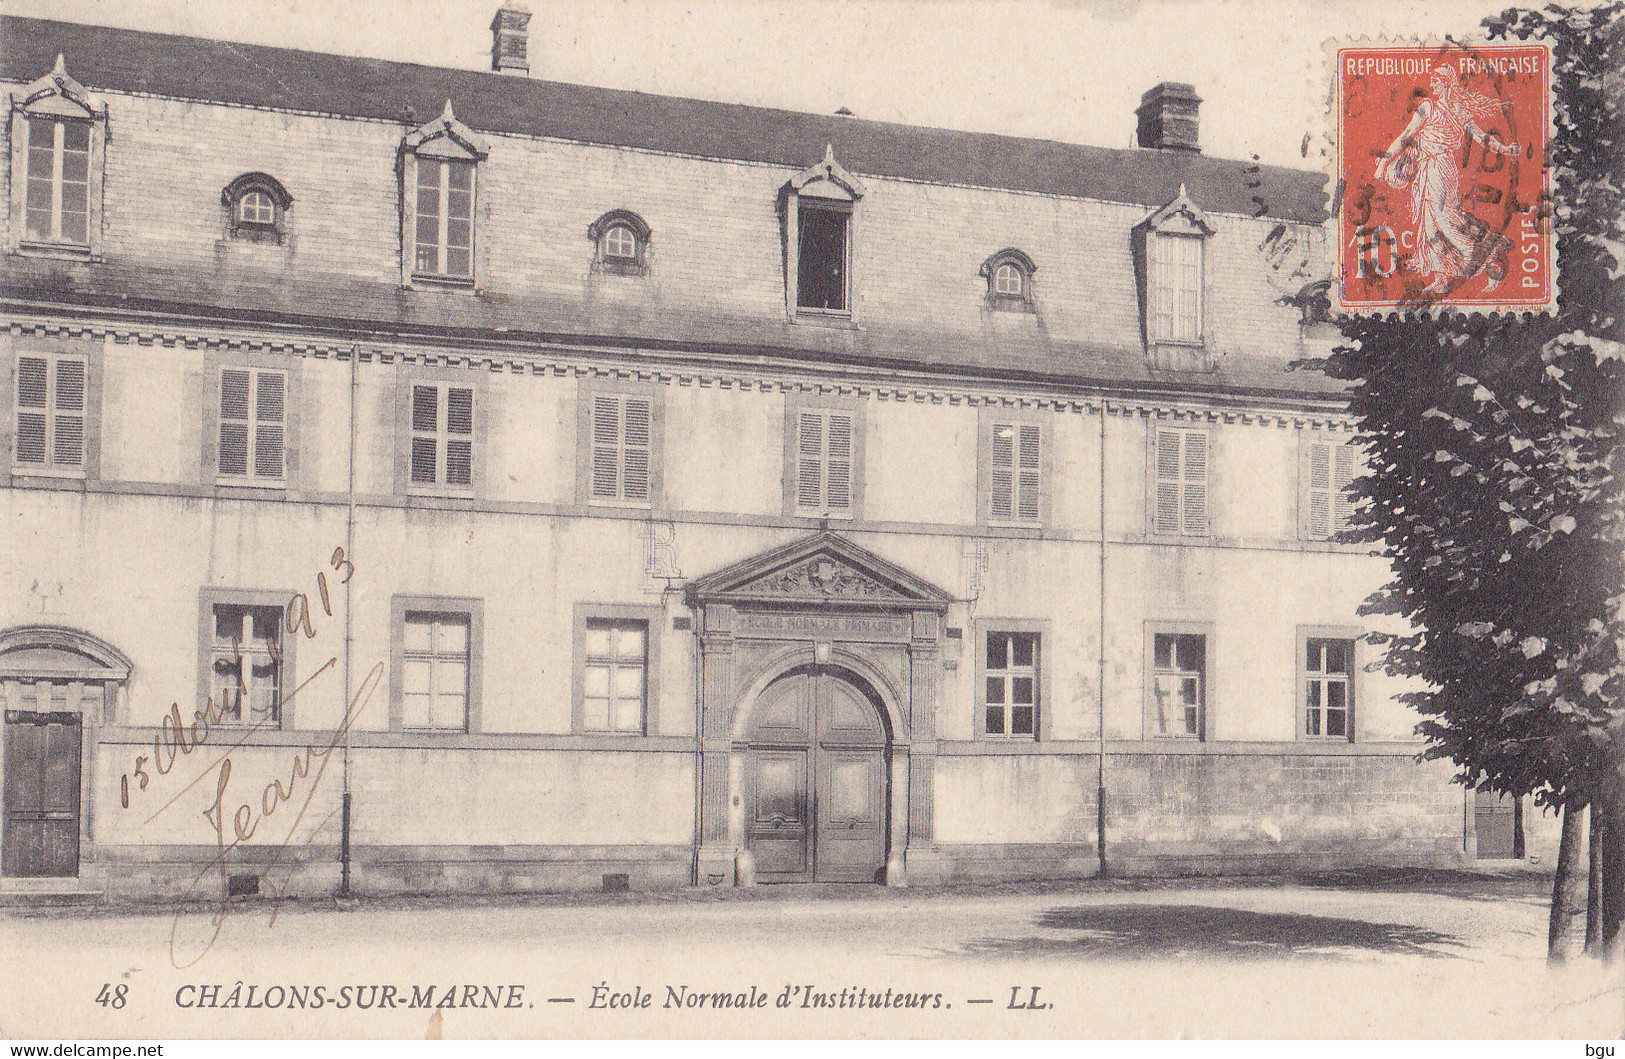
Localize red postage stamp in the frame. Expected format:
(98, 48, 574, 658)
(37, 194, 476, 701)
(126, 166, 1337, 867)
(1330, 40, 1555, 315)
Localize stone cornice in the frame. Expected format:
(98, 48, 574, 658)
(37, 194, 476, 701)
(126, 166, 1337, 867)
(6, 317, 1357, 432)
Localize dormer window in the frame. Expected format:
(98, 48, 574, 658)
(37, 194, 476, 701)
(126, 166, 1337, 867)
(587, 209, 651, 276)
(604, 225, 636, 259)
(25, 117, 89, 244)
(1150, 233, 1203, 342)
(9, 55, 106, 256)
(1135, 185, 1214, 369)
(798, 202, 850, 312)
(416, 158, 474, 277)
(980, 248, 1037, 311)
(783, 146, 865, 322)
(222, 172, 292, 243)
(239, 191, 275, 225)
(399, 102, 488, 287)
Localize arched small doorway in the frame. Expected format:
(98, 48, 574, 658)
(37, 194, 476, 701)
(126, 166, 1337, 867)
(744, 665, 888, 883)
(0, 626, 130, 879)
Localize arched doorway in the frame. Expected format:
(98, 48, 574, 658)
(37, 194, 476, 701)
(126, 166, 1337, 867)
(0, 626, 130, 879)
(743, 665, 889, 883)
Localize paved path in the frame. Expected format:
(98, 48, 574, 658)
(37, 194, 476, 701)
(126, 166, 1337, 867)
(2, 869, 1620, 1039)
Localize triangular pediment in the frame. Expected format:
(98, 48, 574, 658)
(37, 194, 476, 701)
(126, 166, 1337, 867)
(402, 100, 488, 160)
(687, 532, 950, 609)
(16, 55, 100, 119)
(1138, 183, 1213, 236)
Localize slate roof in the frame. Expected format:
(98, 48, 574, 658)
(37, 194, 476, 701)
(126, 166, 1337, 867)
(0, 16, 1347, 404)
(0, 15, 1326, 224)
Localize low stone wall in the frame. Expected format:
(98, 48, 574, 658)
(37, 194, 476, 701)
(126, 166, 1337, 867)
(92, 842, 691, 899)
(1102, 749, 1465, 875)
(931, 746, 1464, 880)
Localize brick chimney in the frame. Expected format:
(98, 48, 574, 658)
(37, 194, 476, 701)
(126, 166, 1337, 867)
(491, 4, 532, 76)
(1135, 83, 1202, 152)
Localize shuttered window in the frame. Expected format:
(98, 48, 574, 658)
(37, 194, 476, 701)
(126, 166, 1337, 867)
(218, 368, 285, 482)
(989, 421, 1042, 522)
(409, 383, 475, 488)
(1150, 233, 1202, 343)
(794, 409, 854, 516)
(590, 393, 653, 503)
(1153, 428, 1208, 536)
(1305, 440, 1358, 540)
(13, 353, 86, 472)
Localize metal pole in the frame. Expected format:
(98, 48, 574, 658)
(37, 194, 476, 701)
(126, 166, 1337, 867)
(340, 342, 358, 897)
(1096, 399, 1109, 878)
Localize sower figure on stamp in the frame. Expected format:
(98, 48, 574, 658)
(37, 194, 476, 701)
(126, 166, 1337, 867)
(1373, 63, 1524, 295)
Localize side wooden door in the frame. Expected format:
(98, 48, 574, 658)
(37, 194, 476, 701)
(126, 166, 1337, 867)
(3, 710, 82, 878)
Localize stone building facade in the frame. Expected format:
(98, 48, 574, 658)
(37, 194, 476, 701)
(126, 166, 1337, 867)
(0, 11, 1491, 899)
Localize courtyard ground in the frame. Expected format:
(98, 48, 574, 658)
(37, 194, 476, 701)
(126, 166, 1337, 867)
(1, 865, 1620, 1040)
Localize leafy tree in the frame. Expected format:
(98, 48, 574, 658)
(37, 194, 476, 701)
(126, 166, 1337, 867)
(1328, 2, 1624, 958)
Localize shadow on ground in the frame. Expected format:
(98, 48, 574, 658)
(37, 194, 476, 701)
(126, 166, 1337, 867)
(958, 903, 1467, 962)
(1294, 866, 1551, 903)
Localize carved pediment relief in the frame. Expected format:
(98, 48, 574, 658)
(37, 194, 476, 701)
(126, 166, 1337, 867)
(687, 532, 951, 610)
(740, 554, 901, 600)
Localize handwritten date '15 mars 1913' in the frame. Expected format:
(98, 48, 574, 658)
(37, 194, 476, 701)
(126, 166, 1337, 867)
(109, 546, 378, 967)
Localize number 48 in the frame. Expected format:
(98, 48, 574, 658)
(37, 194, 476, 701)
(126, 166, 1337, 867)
(95, 983, 128, 1009)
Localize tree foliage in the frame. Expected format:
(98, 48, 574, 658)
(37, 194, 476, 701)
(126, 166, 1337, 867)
(1329, 3, 1624, 813)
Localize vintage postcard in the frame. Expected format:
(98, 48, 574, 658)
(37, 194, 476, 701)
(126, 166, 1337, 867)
(0, 0, 1619, 1047)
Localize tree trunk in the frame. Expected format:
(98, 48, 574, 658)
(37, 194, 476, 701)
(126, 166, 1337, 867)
(1603, 778, 1625, 956)
(1586, 802, 1603, 953)
(1549, 802, 1588, 962)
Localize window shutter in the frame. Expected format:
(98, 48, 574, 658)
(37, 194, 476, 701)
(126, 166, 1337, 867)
(1176, 236, 1202, 341)
(218, 368, 251, 477)
(1181, 431, 1208, 535)
(445, 386, 473, 486)
(797, 411, 824, 510)
(1150, 238, 1173, 340)
(592, 394, 621, 499)
(1017, 423, 1042, 521)
(14, 356, 48, 465)
(621, 397, 651, 501)
(253, 371, 285, 480)
(52, 358, 84, 467)
(825, 413, 852, 511)
(990, 422, 1015, 519)
(1154, 429, 1182, 534)
(1332, 443, 1357, 533)
(1306, 441, 1331, 539)
(410, 385, 438, 483)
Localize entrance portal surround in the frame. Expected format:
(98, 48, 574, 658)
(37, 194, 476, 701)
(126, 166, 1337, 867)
(686, 533, 952, 887)
(0, 625, 132, 889)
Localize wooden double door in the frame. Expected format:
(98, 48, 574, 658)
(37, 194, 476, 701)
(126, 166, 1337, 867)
(745, 666, 889, 883)
(2, 710, 82, 878)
